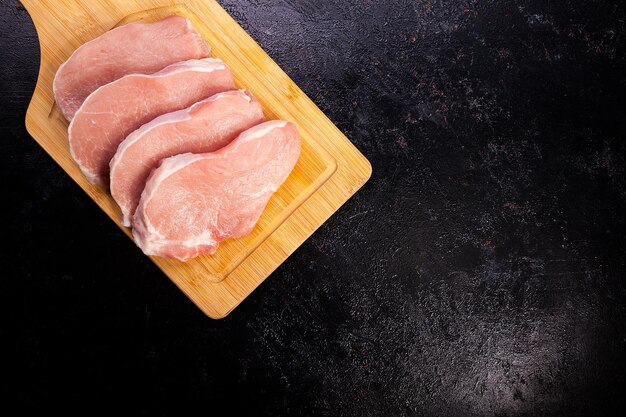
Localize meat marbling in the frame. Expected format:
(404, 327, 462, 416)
(110, 90, 266, 227)
(68, 58, 235, 186)
(132, 120, 301, 261)
(53, 16, 211, 121)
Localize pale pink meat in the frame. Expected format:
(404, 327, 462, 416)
(132, 121, 301, 261)
(68, 58, 235, 186)
(110, 90, 265, 227)
(53, 16, 211, 121)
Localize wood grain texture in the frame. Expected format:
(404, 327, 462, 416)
(19, 0, 371, 318)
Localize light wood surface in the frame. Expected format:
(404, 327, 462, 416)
(20, 0, 372, 318)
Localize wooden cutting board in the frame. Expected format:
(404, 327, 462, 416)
(20, 0, 372, 318)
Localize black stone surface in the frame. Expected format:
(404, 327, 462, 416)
(2, 0, 625, 415)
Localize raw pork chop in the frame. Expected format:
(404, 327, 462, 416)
(132, 120, 301, 261)
(110, 90, 265, 227)
(54, 16, 211, 120)
(69, 58, 235, 186)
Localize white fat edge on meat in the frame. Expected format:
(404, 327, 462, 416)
(240, 120, 289, 142)
(141, 234, 219, 258)
(52, 58, 69, 117)
(240, 185, 280, 199)
(151, 58, 227, 76)
(184, 89, 250, 106)
(83, 170, 106, 187)
(174, 232, 219, 250)
(208, 89, 252, 102)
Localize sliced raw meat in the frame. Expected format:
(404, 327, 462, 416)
(110, 90, 265, 227)
(132, 120, 301, 261)
(53, 15, 211, 121)
(69, 58, 235, 186)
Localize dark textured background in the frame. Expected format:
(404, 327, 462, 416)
(2, 0, 625, 415)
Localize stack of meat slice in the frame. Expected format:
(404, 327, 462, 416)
(55, 16, 301, 261)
